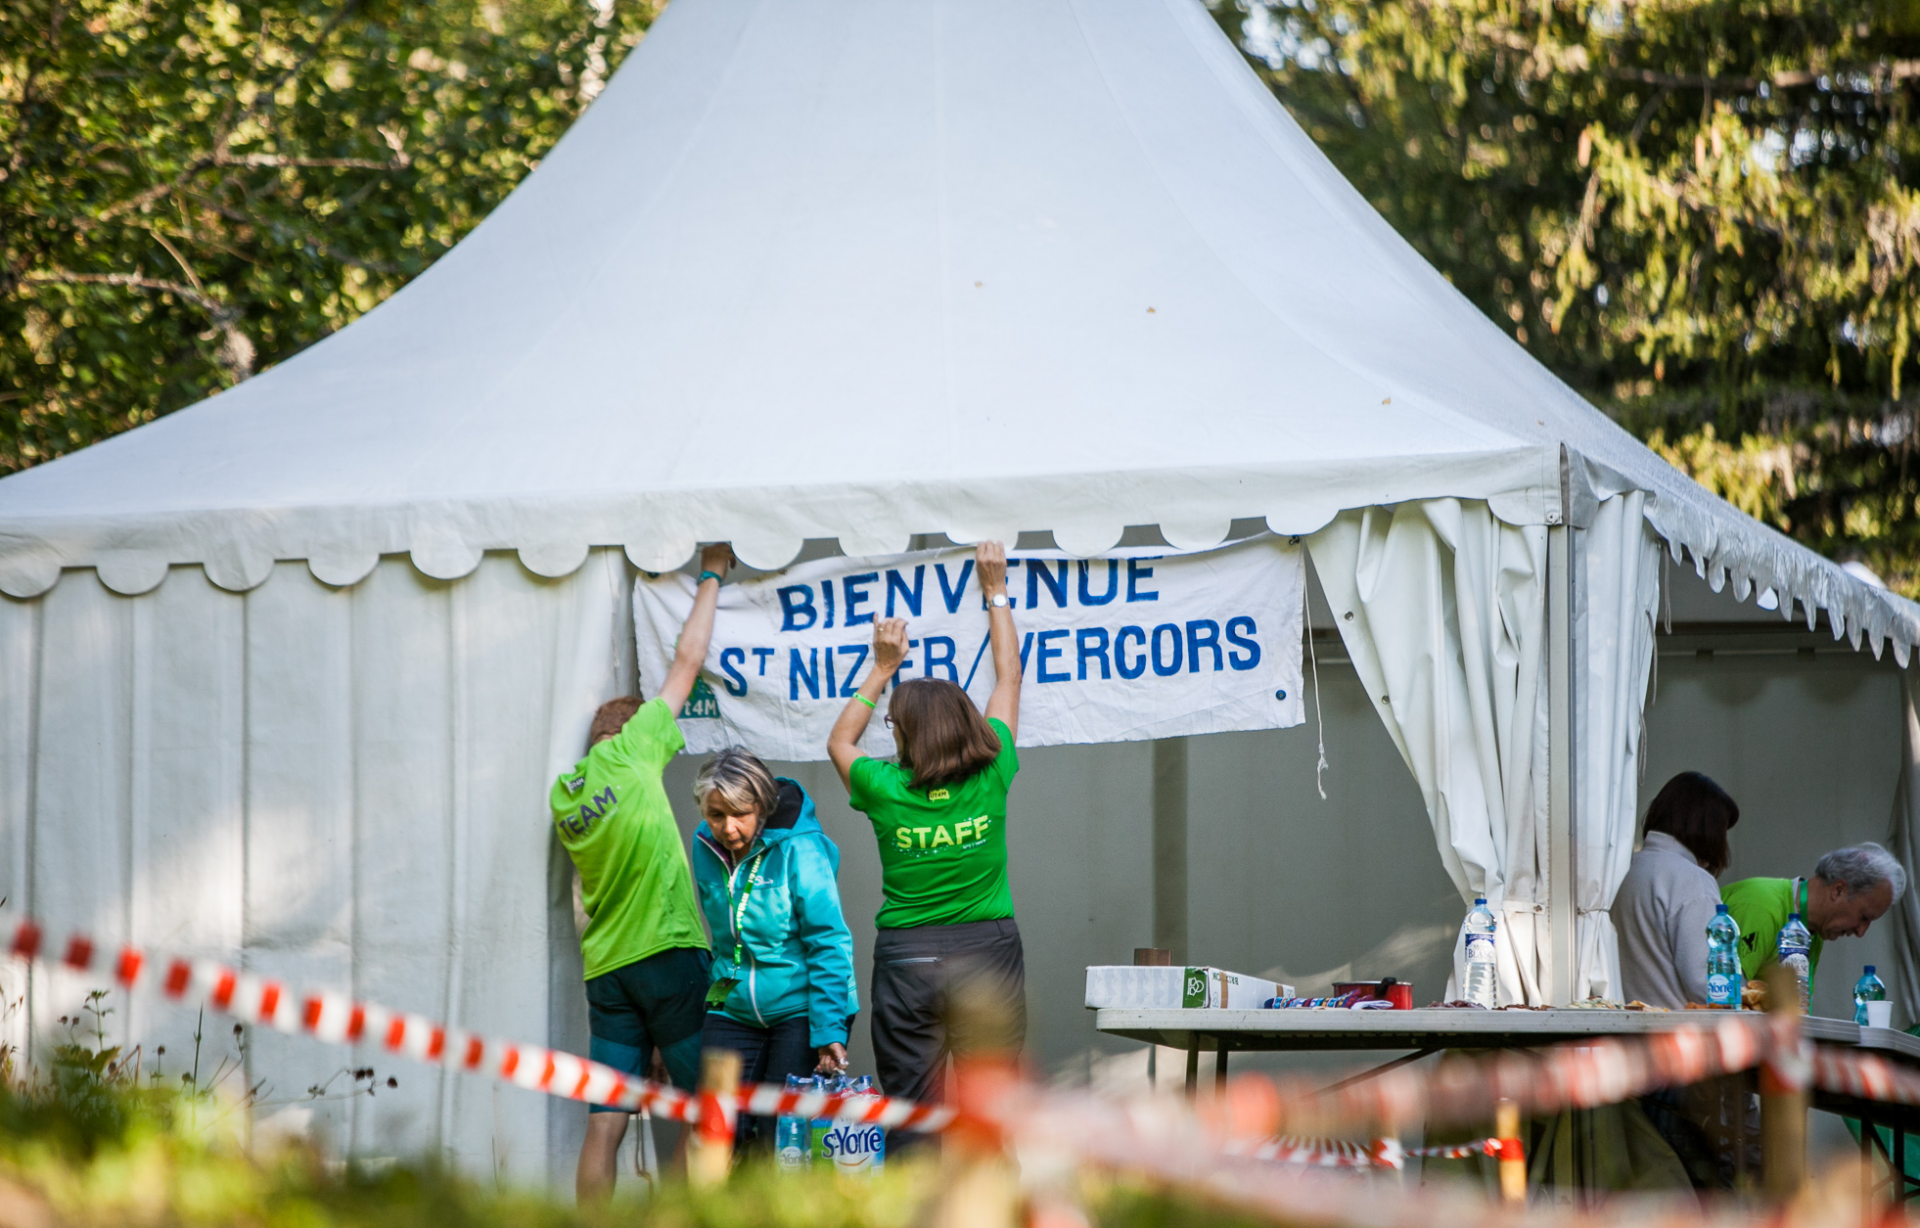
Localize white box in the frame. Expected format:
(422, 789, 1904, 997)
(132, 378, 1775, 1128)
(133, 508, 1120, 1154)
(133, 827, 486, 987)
(1084, 965, 1291, 1010)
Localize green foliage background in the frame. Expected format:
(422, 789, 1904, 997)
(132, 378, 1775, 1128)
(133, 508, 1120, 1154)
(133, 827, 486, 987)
(0, 0, 653, 474)
(1213, 0, 1920, 591)
(7, 0, 1920, 595)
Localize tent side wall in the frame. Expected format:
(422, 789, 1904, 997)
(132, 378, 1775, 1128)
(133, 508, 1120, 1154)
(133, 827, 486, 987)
(0, 553, 634, 1179)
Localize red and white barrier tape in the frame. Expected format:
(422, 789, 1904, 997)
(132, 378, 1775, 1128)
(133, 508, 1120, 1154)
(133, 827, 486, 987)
(1208, 1012, 1799, 1136)
(4, 916, 954, 1133)
(1227, 1136, 1518, 1170)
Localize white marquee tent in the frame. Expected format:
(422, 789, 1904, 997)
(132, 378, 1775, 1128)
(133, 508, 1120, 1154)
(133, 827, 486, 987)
(2, 0, 1916, 1182)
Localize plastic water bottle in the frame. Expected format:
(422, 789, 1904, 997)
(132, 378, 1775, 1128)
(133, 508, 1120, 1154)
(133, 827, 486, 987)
(1705, 903, 1743, 1008)
(1464, 897, 1498, 1009)
(816, 1075, 886, 1177)
(1855, 965, 1888, 1026)
(808, 1075, 837, 1167)
(1777, 912, 1813, 1013)
(774, 1074, 811, 1171)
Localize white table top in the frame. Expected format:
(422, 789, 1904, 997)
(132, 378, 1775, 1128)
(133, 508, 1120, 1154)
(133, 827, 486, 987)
(1093, 1007, 1920, 1063)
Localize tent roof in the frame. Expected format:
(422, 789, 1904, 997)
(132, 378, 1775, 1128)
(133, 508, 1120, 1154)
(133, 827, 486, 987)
(2, 0, 1914, 653)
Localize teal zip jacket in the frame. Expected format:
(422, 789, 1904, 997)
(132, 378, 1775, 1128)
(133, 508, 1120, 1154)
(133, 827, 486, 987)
(692, 779, 859, 1047)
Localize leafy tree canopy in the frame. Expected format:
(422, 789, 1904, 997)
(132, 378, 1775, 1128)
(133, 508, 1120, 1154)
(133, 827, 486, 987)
(1217, 0, 1920, 591)
(1, 0, 654, 475)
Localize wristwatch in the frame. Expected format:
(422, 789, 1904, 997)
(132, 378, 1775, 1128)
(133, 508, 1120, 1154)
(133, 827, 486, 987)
(989, 592, 1009, 609)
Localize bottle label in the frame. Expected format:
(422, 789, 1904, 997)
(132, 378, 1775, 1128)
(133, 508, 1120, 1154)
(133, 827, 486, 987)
(1706, 972, 1738, 1006)
(1465, 932, 1495, 961)
(813, 1120, 885, 1175)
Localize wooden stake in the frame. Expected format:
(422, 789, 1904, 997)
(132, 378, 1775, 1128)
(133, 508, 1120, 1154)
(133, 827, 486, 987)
(1760, 964, 1808, 1202)
(688, 1047, 741, 1189)
(1495, 1100, 1526, 1204)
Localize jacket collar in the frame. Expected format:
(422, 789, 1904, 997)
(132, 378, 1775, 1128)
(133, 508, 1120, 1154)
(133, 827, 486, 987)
(1642, 830, 1700, 868)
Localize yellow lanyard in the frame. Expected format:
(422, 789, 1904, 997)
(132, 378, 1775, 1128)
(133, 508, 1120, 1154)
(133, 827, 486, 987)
(726, 848, 769, 967)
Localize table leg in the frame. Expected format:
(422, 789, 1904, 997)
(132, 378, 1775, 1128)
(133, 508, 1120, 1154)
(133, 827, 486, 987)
(1216, 1041, 1229, 1094)
(1185, 1043, 1200, 1098)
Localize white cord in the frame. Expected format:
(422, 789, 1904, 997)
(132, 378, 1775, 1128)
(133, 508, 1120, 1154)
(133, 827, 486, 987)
(1306, 583, 1329, 800)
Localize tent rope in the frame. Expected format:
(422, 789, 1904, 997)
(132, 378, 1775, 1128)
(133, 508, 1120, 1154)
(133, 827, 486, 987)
(1305, 573, 1329, 800)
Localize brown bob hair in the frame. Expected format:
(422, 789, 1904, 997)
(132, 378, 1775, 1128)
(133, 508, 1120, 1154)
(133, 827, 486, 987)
(888, 678, 1001, 791)
(1642, 771, 1740, 876)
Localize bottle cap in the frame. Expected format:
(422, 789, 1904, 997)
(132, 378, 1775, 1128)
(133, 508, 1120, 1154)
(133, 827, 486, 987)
(1866, 965, 1877, 975)
(1787, 912, 1800, 921)
(1474, 897, 1487, 905)
(1715, 903, 1729, 913)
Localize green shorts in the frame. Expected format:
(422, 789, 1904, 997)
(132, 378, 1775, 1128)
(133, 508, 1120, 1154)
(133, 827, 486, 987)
(585, 945, 711, 1112)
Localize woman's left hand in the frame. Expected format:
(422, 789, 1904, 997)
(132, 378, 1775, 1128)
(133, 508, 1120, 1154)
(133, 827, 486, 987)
(815, 1043, 849, 1075)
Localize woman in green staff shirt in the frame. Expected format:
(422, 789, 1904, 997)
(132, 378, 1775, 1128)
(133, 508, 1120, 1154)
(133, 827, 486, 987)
(828, 541, 1023, 1117)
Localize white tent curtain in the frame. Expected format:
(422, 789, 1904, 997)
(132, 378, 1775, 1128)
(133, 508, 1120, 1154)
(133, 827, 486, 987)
(1887, 668, 1920, 1027)
(1573, 492, 1662, 1001)
(1309, 501, 1551, 1006)
(0, 550, 633, 1181)
(1309, 495, 1661, 1005)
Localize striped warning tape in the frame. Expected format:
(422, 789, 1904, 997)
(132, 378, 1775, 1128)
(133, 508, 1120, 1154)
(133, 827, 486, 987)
(1226, 1136, 1518, 1170)
(15, 907, 1918, 1158)
(5, 916, 954, 1133)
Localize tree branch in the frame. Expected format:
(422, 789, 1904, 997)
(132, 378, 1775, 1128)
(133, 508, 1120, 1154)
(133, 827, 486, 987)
(17, 271, 254, 378)
(1606, 60, 1920, 93)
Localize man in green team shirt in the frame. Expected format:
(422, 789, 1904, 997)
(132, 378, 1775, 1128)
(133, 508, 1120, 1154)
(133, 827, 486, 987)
(1722, 843, 1905, 999)
(553, 544, 731, 1202)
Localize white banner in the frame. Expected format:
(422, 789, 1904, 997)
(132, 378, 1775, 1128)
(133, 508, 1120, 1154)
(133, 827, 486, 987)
(634, 538, 1304, 762)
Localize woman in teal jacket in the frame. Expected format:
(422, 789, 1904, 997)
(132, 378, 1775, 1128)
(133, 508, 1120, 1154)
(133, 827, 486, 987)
(691, 748, 858, 1150)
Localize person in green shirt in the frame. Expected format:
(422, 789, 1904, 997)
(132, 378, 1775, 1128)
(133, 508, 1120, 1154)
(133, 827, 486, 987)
(828, 541, 1024, 1123)
(554, 542, 730, 1202)
(1722, 843, 1906, 1002)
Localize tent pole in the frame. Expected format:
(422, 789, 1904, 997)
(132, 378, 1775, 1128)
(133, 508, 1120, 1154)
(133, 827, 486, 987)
(1152, 738, 1189, 965)
(1547, 521, 1577, 1006)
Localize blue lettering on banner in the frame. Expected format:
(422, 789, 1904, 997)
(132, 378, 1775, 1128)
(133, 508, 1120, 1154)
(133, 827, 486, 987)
(887, 566, 926, 617)
(843, 573, 879, 626)
(778, 586, 818, 631)
(1076, 628, 1111, 680)
(923, 635, 958, 681)
(1035, 629, 1070, 682)
(825, 644, 840, 697)
(791, 648, 821, 700)
(822, 580, 836, 629)
(1078, 560, 1119, 606)
(1027, 561, 1069, 610)
(1186, 619, 1222, 673)
(753, 647, 775, 676)
(935, 561, 975, 613)
(1127, 559, 1159, 602)
(1115, 626, 1147, 679)
(720, 647, 748, 696)
(1018, 631, 1034, 674)
(1150, 624, 1183, 676)
(1226, 616, 1261, 670)
(838, 643, 869, 695)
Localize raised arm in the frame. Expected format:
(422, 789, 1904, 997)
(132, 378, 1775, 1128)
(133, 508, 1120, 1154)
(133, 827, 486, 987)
(977, 542, 1020, 739)
(656, 543, 732, 715)
(828, 618, 908, 790)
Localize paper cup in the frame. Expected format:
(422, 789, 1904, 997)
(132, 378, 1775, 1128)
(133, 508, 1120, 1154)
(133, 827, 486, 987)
(1866, 1000, 1894, 1029)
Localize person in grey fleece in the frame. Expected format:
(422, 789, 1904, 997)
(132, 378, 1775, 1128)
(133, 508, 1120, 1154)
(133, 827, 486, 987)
(1612, 772, 1741, 1008)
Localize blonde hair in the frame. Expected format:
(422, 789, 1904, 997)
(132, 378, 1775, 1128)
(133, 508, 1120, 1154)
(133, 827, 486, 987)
(693, 747, 778, 817)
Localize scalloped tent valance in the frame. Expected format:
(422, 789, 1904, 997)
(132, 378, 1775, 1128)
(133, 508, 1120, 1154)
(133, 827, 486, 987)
(1, 0, 1913, 657)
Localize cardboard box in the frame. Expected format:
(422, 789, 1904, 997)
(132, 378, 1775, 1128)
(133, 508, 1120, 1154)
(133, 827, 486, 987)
(1084, 965, 1291, 1010)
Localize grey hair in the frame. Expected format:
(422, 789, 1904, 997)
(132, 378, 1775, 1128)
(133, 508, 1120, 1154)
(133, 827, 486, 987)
(1814, 842, 1908, 901)
(692, 747, 778, 818)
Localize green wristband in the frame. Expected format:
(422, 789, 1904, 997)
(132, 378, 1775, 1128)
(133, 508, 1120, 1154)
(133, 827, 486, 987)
(698, 570, 723, 585)
(854, 693, 876, 710)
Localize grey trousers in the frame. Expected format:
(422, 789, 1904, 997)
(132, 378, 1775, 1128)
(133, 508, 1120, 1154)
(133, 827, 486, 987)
(870, 918, 1026, 1111)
